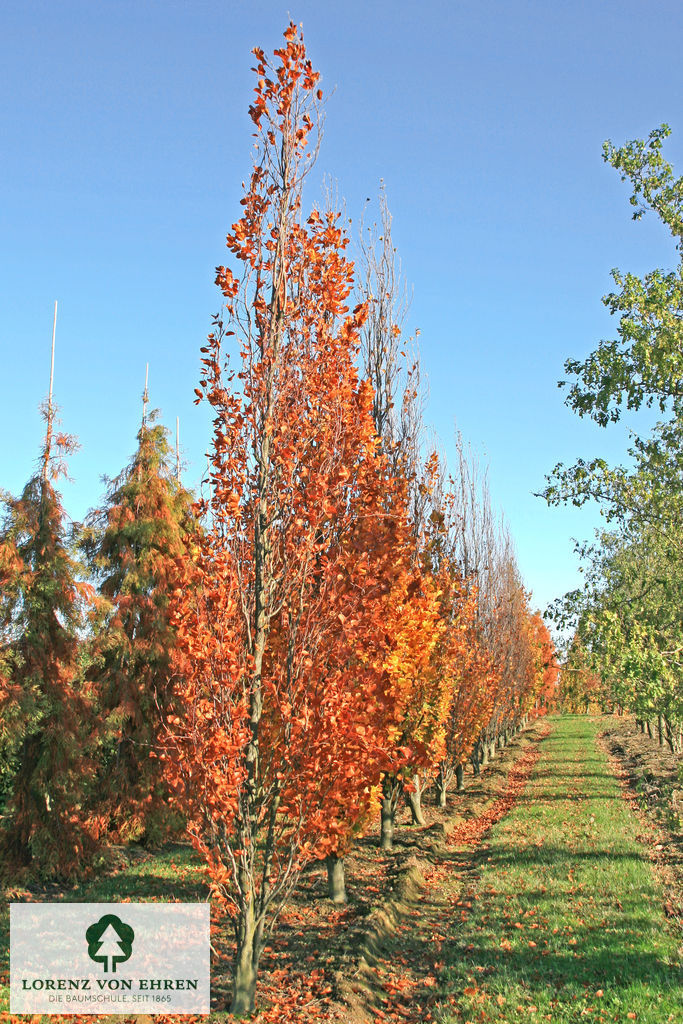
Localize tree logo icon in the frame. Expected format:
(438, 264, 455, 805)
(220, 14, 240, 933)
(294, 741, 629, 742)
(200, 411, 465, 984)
(85, 914, 135, 973)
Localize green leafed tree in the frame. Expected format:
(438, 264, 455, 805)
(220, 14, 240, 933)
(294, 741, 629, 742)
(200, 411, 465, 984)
(562, 124, 683, 428)
(544, 127, 683, 745)
(545, 126, 683, 516)
(80, 407, 194, 842)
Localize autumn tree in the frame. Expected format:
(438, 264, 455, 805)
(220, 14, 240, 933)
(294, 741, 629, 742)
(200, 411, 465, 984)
(357, 185, 420, 460)
(80, 402, 194, 841)
(0, 396, 97, 879)
(529, 612, 559, 713)
(444, 435, 505, 768)
(559, 633, 604, 714)
(421, 464, 495, 803)
(486, 548, 545, 743)
(443, 435, 546, 771)
(377, 553, 447, 840)
(355, 188, 452, 844)
(164, 26, 410, 1013)
(436, 607, 494, 797)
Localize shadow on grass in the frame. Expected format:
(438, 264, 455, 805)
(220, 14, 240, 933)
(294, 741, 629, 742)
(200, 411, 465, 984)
(490, 844, 651, 866)
(441, 939, 683, 1003)
(431, 718, 683, 1021)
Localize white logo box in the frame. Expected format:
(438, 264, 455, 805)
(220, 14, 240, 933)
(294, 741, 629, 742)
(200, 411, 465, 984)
(10, 902, 210, 1014)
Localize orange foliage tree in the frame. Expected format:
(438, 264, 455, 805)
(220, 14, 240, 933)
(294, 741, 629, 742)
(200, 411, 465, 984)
(417, 460, 497, 802)
(529, 611, 559, 714)
(377, 560, 447, 844)
(355, 207, 460, 844)
(437, 601, 496, 797)
(164, 25, 411, 1014)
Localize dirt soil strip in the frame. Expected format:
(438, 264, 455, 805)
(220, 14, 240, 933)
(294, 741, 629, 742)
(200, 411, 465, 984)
(598, 719, 683, 935)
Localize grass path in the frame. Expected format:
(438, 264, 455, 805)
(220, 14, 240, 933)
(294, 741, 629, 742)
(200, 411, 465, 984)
(435, 716, 683, 1024)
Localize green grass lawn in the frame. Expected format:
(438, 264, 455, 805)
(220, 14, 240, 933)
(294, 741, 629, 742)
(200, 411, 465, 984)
(435, 716, 683, 1023)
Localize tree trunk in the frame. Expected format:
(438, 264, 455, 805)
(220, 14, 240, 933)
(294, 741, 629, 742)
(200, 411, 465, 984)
(663, 718, 676, 754)
(471, 746, 481, 776)
(455, 763, 464, 792)
(231, 906, 261, 1015)
(481, 742, 489, 767)
(645, 720, 653, 739)
(435, 765, 448, 807)
(658, 715, 664, 746)
(326, 853, 347, 904)
(407, 774, 426, 826)
(380, 777, 395, 851)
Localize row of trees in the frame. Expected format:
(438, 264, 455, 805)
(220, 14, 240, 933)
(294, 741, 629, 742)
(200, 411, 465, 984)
(545, 124, 683, 752)
(163, 27, 556, 1012)
(1, 25, 557, 1014)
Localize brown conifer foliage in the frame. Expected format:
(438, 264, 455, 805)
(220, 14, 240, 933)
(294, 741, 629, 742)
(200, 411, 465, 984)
(0, 410, 97, 879)
(80, 410, 194, 841)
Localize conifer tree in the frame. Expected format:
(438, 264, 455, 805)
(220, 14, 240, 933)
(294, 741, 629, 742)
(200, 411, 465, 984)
(0, 403, 97, 879)
(81, 404, 194, 841)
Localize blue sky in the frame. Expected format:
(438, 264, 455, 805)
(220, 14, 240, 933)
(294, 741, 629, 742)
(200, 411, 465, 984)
(2, 0, 682, 615)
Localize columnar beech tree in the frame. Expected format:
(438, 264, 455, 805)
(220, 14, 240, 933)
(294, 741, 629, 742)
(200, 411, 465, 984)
(0, 410, 97, 878)
(485, 555, 538, 742)
(80, 410, 194, 840)
(378, 561, 446, 842)
(529, 611, 559, 713)
(165, 26, 410, 1014)
(424, 470, 496, 803)
(355, 190, 450, 844)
